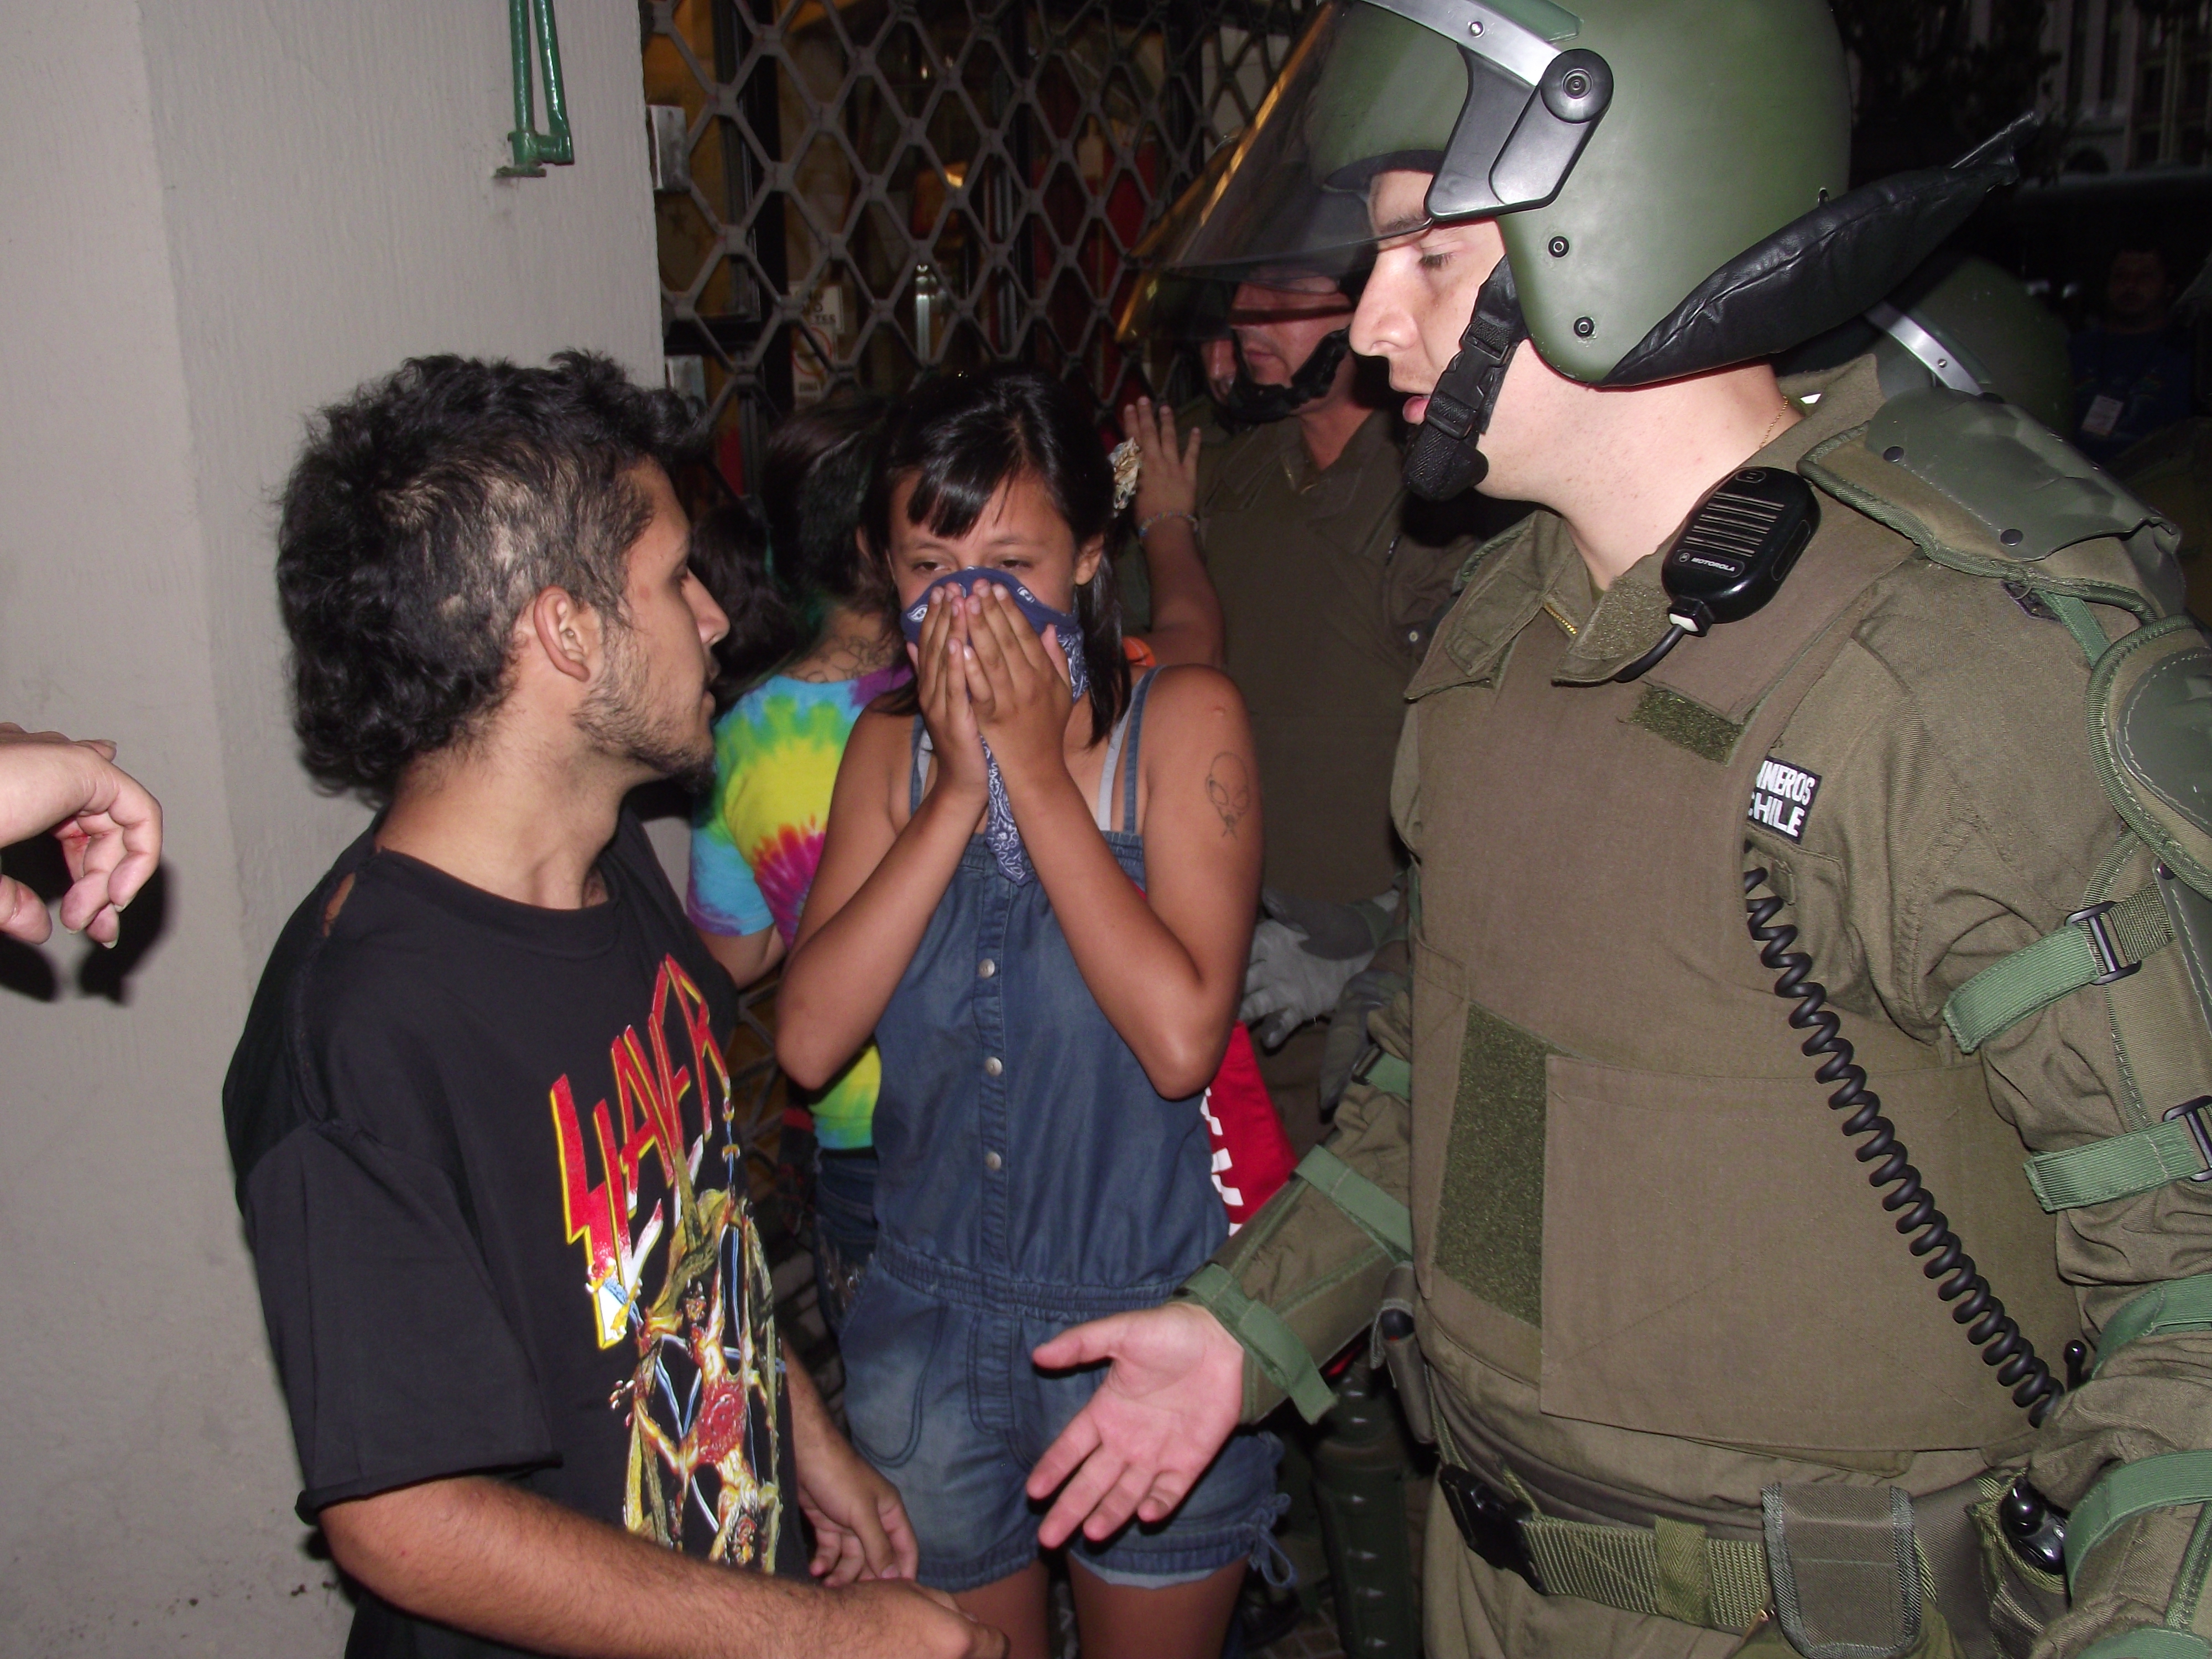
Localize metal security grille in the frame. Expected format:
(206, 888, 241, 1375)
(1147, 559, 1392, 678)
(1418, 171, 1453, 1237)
(641, 0, 1315, 480)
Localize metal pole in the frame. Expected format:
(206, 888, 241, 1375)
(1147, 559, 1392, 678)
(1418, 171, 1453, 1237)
(500, 0, 573, 175)
(534, 0, 575, 165)
(505, 0, 540, 173)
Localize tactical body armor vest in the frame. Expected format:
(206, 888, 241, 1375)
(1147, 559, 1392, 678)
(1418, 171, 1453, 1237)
(1399, 466, 2079, 1457)
(1394, 359, 2192, 1464)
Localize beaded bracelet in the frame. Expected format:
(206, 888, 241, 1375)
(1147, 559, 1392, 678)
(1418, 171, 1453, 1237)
(1136, 510, 1199, 542)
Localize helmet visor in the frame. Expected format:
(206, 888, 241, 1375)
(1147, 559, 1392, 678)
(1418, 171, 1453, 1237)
(1149, 0, 1605, 276)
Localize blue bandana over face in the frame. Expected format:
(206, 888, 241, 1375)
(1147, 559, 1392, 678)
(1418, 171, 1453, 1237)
(900, 567, 1090, 884)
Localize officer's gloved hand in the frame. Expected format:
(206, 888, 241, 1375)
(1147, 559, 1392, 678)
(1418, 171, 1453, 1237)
(1239, 888, 1399, 1052)
(1319, 966, 1402, 1113)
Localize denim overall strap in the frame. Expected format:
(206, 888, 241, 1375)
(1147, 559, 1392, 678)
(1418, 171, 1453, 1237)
(1116, 670, 1160, 836)
(1092, 669, 1159, 834)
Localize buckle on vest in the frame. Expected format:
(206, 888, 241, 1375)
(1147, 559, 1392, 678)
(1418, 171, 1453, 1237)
(2164, 1097, 2212, 1183)
(2068, 900, 2145, 985)
(1438, 1464, 1544, 1590)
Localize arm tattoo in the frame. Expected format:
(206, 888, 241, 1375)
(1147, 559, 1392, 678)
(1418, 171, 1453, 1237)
(1205, 752, 1253, 838)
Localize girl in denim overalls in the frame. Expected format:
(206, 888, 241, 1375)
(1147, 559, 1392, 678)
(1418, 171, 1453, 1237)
(780, 368, 1281, 1658)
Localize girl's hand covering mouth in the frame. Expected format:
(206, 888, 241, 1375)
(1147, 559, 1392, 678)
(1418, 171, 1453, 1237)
(909, 587, 990, 805)
(962, 583, 1076, 787)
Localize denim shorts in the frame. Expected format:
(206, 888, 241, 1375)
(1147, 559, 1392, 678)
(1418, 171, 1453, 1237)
(812, 1146, 878, 1335)
(839, 1262, 1285, 1593)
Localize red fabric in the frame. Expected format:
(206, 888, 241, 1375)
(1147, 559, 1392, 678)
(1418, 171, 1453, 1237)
(1114, 855, 1291, 1231)
(715, 428, 747, 497)
(1202, 1024, 1297, 1232)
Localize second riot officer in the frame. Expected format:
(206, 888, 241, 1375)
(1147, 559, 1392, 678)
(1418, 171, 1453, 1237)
(1120, 253, 1505, 1152)
(1020, 3, 2212, 1658)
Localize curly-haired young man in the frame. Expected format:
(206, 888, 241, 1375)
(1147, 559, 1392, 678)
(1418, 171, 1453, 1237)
(223, 352, 1003, 1659)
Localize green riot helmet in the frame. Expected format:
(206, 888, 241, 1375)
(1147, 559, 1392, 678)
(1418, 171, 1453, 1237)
(1782, 254, 2073, 434)
(1116, 134, 1366, 356)
(1114, 269, 1231, 353)
(1120, 154, 1370, 427)
(1117, 270, 1364, 430)
(1156, 0, 2032, 497)
(1116, 143, 1241, 355)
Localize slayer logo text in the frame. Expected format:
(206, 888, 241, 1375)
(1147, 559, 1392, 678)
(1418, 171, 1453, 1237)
(547, 956, 782, 1566)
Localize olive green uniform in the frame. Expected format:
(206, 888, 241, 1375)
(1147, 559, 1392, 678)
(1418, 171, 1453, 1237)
(1198, 408, 1476, 901)
(1205, 409, 1487, 1150)
(1186, 359, 2212, 1658)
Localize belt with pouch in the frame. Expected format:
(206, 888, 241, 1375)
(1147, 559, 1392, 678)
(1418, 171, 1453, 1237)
(1374, 1265, 1783, 1635)
(1431, 1453, 2033, 1659)
(1437, 1460, 1779, 1635)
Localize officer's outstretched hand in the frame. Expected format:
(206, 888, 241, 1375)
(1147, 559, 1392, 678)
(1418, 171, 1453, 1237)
(1026, 1302, 1245, 1548)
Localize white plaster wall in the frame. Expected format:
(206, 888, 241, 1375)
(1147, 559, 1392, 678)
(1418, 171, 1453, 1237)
(134, 0, 666, 954)
(0, 3, 661, 1650)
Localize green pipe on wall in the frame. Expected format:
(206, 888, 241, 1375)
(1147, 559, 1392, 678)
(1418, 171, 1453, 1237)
(500, 0, 573, 176)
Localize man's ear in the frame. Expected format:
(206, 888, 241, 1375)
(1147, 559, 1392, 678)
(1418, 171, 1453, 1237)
(1073, 534, 1106, 589)
(525, 587, 599, 685)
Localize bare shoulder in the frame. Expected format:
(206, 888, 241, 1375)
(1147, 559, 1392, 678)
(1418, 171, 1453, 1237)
(1135, 667, 1256, 841)
(845, 705, 914, 763)
(838, 706, 915, 810)
(1138, 663, 1249, 735)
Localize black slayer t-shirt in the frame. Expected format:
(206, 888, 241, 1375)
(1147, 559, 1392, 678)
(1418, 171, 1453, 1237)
(225, 812, 805, 1657)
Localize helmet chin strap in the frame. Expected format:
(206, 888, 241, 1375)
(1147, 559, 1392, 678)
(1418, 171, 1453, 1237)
(1219, 326, 1355, 426)
(1402, 257, 1526, 502)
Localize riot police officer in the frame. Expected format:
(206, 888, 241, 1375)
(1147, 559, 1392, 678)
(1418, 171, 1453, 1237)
(1023, 4, 2212, 1657)
(1121, 254, 1499, 1151)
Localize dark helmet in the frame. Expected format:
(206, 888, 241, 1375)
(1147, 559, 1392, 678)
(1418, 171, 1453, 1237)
(1117, 154, 1363, 426)
(1785, 253, 2073, 433)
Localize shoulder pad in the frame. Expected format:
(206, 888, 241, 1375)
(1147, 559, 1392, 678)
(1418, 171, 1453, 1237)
(1872, 390, 2168, 562)
(1801, 387, 2185, 619)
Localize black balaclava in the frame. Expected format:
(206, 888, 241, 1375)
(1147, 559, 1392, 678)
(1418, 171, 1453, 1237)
(1218, 325, 1357, 427)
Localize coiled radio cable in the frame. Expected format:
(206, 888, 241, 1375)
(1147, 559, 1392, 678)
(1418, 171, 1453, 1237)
(1744, 868, 2067, 1425)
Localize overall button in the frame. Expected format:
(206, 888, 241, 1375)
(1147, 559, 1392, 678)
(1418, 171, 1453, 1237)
(983, 1056, 1004, 1077)
(984, 1150, 1003, 1172)
(978, 958, 997, 979)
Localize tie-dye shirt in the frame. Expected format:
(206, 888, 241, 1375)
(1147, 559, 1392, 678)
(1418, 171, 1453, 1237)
(690, 665, 906, 1149)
